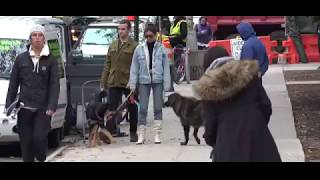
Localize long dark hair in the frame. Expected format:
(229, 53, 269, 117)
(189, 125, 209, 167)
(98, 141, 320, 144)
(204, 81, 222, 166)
(144, 23, 158, 35)
(203, 46, 230, 70)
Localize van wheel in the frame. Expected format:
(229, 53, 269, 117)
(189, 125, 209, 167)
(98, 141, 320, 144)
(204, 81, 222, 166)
(48, 128, 61, 149)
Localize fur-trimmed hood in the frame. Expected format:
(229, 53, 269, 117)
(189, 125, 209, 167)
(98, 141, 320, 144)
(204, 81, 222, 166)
(193, 60, 259, 101)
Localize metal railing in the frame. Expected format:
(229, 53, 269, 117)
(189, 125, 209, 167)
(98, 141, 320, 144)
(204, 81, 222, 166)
(81, 79, 101, 144)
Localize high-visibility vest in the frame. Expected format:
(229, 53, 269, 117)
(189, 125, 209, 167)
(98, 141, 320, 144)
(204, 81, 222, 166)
(156, 33, 169, 42)
(170, 20, 187, 43)
(156, 33, 174, 65)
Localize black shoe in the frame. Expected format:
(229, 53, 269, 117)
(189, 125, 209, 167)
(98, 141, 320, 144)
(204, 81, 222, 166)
(112, 132, 128, 137)
(130, 132, 138, 142)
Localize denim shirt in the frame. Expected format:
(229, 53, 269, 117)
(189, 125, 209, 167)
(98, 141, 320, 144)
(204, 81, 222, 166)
(128, 41, 171, 91)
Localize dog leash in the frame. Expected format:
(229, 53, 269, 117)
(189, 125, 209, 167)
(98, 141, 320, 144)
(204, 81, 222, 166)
(104, 90, 136, 127)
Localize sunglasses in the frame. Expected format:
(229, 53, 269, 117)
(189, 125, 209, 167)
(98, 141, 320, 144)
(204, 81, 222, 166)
(144, 34, 155, 38)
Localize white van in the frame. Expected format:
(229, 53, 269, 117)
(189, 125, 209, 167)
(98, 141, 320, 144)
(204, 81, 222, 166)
(0, 16, 68, 148)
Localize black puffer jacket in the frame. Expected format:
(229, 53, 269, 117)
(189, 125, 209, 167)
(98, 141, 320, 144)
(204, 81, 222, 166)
(5, 51, 60, 111)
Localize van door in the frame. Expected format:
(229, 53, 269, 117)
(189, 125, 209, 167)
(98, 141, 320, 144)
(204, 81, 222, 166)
(53, 23, 72, 64)
(67, 26, 118, 107)
(46, 30, 67, 129)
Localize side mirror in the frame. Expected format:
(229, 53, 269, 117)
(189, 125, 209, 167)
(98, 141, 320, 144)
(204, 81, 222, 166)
(70, 49, 83, 64)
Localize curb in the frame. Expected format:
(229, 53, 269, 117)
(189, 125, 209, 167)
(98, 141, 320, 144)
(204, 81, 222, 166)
(45, 145, 70, 162)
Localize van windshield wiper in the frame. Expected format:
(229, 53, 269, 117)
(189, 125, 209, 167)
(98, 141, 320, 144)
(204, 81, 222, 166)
(83, 42, 108, 45)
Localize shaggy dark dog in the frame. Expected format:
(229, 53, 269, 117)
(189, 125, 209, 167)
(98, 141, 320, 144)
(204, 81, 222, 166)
(164, 93, 203, 145)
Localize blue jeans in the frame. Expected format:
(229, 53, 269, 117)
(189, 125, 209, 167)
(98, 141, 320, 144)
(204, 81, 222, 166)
(138, 83, 163, 126)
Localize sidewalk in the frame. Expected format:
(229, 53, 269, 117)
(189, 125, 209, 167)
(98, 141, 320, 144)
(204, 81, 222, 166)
(48, 64, 305, 162)
(263, 64, 305, 161)
(49, 83, 212, 162)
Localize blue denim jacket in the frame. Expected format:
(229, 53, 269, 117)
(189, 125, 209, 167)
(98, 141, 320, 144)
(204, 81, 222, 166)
(128, 41, 171, 91)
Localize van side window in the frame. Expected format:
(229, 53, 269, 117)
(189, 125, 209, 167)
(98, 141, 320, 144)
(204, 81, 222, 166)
(0, 39, 27, 78)
(47, 39, 65, 78)
(55, 25, 67, 61)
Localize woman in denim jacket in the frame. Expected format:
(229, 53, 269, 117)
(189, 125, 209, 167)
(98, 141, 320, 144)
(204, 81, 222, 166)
(128, 23, 171, 144)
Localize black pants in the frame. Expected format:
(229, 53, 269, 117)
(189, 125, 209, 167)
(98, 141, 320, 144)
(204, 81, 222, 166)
(17, 108, 51, 162)
(169, 64, 175, 91)
(108, 87, 138, 133)
(291, 35, 308, 63)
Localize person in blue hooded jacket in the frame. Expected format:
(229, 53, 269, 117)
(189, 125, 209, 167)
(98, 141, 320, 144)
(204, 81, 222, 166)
(236, 22, 269, 79)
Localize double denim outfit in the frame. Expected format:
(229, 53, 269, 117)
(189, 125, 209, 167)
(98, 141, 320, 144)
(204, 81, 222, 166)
(128, 41, 170, 125)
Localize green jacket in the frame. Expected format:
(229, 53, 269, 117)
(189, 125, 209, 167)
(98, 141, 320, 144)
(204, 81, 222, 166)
(101, 38, 138, 89)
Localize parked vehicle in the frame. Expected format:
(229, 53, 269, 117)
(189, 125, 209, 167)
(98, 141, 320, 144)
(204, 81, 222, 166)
(0, 16, 71, 148)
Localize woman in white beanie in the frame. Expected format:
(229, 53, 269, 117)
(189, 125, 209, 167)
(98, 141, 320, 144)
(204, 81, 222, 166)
(5, 24, 60, 162)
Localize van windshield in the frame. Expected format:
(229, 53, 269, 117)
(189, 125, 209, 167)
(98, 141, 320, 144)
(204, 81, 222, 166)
(78, 27, 118, 58)
(0, 39, 28, 78)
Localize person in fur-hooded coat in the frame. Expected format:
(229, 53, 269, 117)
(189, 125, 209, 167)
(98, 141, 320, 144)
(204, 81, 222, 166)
(193, 46, 281, 162)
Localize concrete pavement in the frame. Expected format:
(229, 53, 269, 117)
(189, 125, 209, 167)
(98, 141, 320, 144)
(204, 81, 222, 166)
(263, 65, 305, 161)
(48, 64, 307, 162)
(48, 83, 212, 162)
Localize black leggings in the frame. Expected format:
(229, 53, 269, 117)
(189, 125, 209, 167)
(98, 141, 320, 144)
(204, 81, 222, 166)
(17, 108, 51, 162)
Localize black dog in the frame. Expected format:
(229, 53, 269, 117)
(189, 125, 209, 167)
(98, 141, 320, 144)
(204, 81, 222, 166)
(86, 101, 116, 147)
(164, 93, 203, 145)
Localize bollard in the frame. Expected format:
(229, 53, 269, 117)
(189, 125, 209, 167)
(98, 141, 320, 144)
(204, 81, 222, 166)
(277, 53, 287, 64)
(185, 48, 191, 84)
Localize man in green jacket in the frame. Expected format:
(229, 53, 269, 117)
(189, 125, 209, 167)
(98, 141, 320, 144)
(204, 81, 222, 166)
(100, 20, 138, 142)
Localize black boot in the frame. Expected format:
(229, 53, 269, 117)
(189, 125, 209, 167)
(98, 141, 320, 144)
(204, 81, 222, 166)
(130, 132, 138, 142)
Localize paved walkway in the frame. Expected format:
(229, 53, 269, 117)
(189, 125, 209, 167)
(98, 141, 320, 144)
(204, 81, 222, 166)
(48, 64, 311, 162)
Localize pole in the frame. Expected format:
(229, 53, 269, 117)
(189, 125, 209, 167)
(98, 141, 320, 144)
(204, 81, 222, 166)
(134, 16, 139, 42)
(185, 49, 191, 84)
(159, 16, 162, 42)
(185, 16, 194, 84)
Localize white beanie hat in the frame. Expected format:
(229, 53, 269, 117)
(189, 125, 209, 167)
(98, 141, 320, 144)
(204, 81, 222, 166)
(30, 24, 45, 35)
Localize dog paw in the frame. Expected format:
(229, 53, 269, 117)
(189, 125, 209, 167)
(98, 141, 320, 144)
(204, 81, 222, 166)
(180, 142, 188, 146)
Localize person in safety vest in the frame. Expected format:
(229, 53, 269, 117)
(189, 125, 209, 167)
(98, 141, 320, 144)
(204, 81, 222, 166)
(169, 16, 188, 48)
